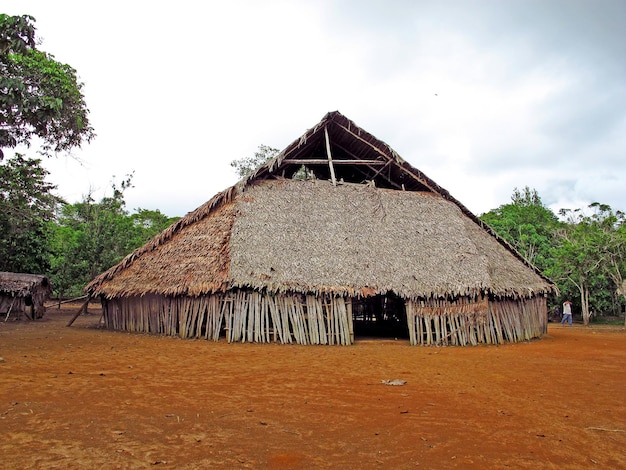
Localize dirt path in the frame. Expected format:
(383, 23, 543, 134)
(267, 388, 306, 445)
(1, 305, 625, 469)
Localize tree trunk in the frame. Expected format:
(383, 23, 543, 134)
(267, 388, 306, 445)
(578, 278, 591, 326)
(622, 280, 626, 327)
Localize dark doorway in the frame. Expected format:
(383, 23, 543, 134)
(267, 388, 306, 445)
(352, 294, 408, 339)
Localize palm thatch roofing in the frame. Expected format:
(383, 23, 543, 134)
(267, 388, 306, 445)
(87, 111, 556, 300)
(0, 272, 52, 298)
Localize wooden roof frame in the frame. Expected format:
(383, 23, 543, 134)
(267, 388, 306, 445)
(241, 111, 553, 285)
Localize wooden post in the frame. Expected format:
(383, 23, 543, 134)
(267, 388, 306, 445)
(347, 299, 354, 344)
(66, 298, 90, 327)
(406, 301, 416, 346)
(324, 126, 337, 186)
(3, 296, 17, 322)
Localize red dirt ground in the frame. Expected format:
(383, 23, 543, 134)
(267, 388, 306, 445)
(1, 304, 625, 469)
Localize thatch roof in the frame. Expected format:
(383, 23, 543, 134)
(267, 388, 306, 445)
(87, 111, 556, 300)
(0, 272, 52, 297)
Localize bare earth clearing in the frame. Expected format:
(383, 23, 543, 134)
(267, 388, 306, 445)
(1, 303, 624, 469)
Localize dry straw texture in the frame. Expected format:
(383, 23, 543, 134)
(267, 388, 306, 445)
(0, 272, 52, 297)
(88, 179, 554, 300)
(87, 110, 555, 302)
(231, 179, 551, 299)
(88, 201, 235, 297)
(0, 272, 52, 318)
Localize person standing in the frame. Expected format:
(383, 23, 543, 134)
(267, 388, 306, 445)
(561, 300, 573, 325)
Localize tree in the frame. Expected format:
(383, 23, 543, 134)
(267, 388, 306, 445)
(585, 204, 626, 325)
(551, 203, 626, 325)
(480, 187, 560, 273)
(231, 144, 311, 180)
(47, 221, 84, 300)
(51, 176, 135, 296)
(49, 175, 179, 297)
(611, 224, 626, 325)
(0, 14, 94, 157)
(128, 208, 178, 248)
(230, 144, 279, 178)
(0, 153, 62, 272)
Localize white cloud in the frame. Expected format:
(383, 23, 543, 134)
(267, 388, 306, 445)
(4, 0, 625, 217)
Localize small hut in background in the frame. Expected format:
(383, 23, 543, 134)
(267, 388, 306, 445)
(87, 111, 557, 346)
(0, 272, 52, 320)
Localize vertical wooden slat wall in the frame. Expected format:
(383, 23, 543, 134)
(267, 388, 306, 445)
(406, 295, 547, 346)
(101, 292, 354, 345)
(101, 293, 547, 346)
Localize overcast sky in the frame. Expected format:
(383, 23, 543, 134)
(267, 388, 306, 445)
(5, 0, 625, 217)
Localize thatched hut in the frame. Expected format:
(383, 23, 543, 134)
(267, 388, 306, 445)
(87, 111, 556, 346)
(0, 272, 52, 320)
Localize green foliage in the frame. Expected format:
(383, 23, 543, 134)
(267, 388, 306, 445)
(47, 222, 84, 299)
(0, 13, 35, 55)
(231, 143, 312, 180)
(128, 208, 177, 247)
(0, 14, 94, 156)
(230, 144, 279, 178)
(0, 154, 62, 272)
(480, 186, 560, 272)
(548, 204, 626, 324)
(0, 151, 178, 298)
(482, 188, 626, 322)
(48, 176, 179, 297)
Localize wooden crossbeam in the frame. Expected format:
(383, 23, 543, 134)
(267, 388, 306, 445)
(333, 121, 440, 193)
(281, 159, 387, 165)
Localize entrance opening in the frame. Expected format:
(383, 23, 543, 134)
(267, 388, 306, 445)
(352, 294, 408, 339)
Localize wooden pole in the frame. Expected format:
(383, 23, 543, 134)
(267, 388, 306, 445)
(347, 299, 354, 344)
(324, 126, 337, 186)
(46, 294, 88, 309)
(3, 297, 17, 322)
(66, 298, 91, 327)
